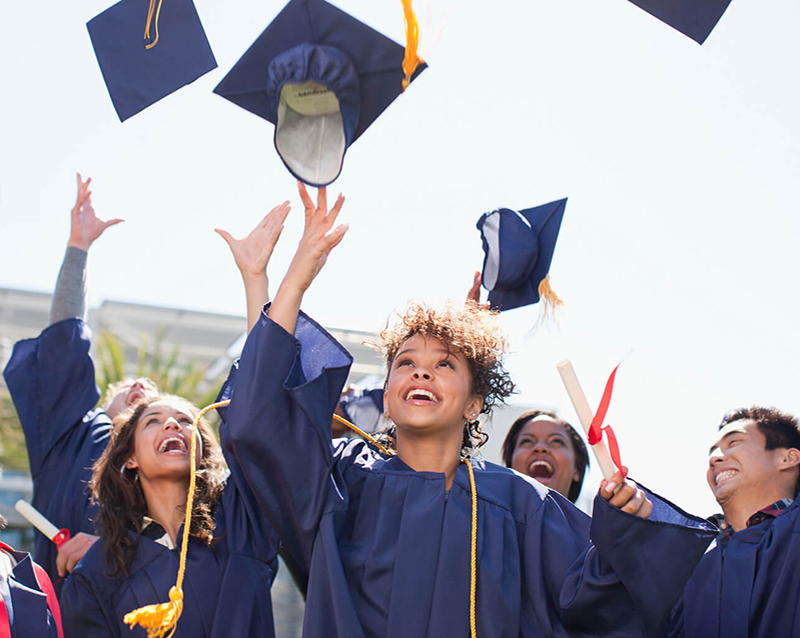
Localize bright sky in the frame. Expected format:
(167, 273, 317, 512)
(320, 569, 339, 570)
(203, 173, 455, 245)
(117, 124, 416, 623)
(1, 0, 799, 517)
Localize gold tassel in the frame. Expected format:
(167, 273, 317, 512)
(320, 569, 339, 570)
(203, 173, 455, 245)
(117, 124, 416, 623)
(144, 0, 163, 50)
(401, 0, 424, 90)
(537, 274, 564, 328)
(124, 400, 230, 637)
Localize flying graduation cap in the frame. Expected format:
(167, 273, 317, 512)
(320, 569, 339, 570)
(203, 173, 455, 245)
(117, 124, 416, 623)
(87, 0, 217, 122)
(476, 199, 567, 313)
(625, 0, 733, 44)
(213, 0, 427, 187)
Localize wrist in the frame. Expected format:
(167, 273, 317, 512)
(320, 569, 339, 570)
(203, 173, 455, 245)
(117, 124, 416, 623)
(66, 240, 90, 253)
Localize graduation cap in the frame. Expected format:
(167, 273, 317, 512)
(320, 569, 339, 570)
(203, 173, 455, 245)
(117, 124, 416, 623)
(87, 0, 217, 122)
(213, 0, 427, 187)
(626, 0, 733, 44)
(476, 198, 567, 313)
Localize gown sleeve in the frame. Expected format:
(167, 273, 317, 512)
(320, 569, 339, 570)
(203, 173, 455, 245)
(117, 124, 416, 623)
(60, 572, 118, 638)
(222, 307, 352, 574)
(2, 318, 101, 477)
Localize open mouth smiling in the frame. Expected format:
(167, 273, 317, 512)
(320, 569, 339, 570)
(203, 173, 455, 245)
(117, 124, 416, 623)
(715, 469, 738, 486)
(404, 388, 440, 403)
(158, 436, 188, 455)
(528, 460, 555, 480)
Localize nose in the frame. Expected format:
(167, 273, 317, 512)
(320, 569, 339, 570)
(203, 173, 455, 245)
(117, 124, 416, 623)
(708, 446, 724, 467)
(532, 441, 549, 453)
(412, 368, 432, 380)
(164, 417, 182, 431)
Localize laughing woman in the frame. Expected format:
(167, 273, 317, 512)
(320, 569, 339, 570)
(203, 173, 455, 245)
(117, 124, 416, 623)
(224, 184, 717, 637)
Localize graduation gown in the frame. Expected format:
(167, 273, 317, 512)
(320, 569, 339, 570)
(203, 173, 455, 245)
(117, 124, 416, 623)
(0, 545, 61, 638)
(3, 318, 111, 593)
(59, 416, 281, 637)
(223, 308, 718, 638)
(660, 500, 800, 637)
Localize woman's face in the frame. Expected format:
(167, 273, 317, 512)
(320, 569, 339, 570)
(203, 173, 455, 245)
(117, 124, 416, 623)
(125, 399, 201, 483)
(511, 416, 579, 498)
(385, 334, 483, 437)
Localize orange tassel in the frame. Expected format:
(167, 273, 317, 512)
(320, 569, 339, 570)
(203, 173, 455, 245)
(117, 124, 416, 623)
(401, 0, 424, 90)
(537, 274, 564, 327)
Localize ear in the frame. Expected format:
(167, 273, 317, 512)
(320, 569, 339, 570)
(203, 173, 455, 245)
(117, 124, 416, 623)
(573, 469, 581, 483)
(464, 395, 484, 421)
(125, 455, 139, 470)
(779, 448, 800, 471)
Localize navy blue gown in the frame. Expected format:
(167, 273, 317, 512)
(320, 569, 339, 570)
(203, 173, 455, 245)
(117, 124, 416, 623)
(3, 318, 111, 594)
(58, 412, 281, 636)
(660, 500, 800, 637)
(0, 545, 60, 637)
(223, 309, 718, 638)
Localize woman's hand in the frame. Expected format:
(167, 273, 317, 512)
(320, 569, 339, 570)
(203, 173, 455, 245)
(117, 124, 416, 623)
(284, 182, 347, 293)
(68, 173, 123, 251)
(267, 182, 347, 335)
(600, 470, 653, 519)
(215, 201, 290, 281)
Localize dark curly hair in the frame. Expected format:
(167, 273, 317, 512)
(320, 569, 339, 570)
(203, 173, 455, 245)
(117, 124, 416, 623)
(374, 301, 516, 456)
(91, 394, 227, 577)
(501, 410, 589, 503)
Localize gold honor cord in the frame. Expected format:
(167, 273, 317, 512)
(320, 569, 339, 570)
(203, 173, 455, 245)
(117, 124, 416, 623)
(144, 0, 164, 49)
(333, 412, 479, 637)
(401, 0, 424, 90)
(124, 399, 231, 638)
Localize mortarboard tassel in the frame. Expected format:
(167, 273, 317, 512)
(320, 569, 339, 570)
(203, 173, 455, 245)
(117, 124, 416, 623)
(124, 400, 230, 638)
(537, 274, 564, 327)
(333, 412, 478, 637)
(401, 0, 424, 90)
(144, 0, 164, 49)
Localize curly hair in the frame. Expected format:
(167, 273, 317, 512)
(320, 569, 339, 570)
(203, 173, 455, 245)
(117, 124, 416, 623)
(374, 301, 516, 456)
(91, 394, 227, 577)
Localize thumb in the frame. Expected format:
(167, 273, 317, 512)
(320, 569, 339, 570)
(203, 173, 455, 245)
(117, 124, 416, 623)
(104, 218, 125, 228)
(214, 228, 235, 248)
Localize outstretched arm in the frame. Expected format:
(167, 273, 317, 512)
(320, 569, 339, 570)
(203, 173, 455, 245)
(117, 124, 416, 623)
(268, 182, 347, 335)
(215, 201, 291, 332)
(49, 173, 123, 324)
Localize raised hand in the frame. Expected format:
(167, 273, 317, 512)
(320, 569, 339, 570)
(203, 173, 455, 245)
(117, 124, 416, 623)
(268, 182, 347, 335)
(68, 173, 124, 251)
(286, 182, 347, 293)
(466, 271, 491, 310)
(215, 201, 291, 280)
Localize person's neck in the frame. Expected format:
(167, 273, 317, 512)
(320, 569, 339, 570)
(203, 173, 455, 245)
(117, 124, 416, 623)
(140, 478, 190, 544)
(720, 486, 792, 533)
(396, 428, 463, 489)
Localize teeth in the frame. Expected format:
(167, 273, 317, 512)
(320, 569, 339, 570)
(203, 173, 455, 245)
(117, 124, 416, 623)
(158, 436, 187, 453)
(530, 460, 553, 472)
(716, 469, 738, 485)
(405, 388, 438, 402)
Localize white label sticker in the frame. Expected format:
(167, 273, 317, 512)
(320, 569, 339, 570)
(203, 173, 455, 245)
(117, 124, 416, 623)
(281, 81, 340, 116)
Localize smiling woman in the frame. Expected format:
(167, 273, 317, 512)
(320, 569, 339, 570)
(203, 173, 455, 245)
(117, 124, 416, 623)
(223, 183, 718, 638)
(59, 393, 281, 637)
(501, 411, 589, 503)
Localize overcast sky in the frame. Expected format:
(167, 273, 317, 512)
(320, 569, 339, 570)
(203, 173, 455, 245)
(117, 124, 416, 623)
(1, 0, 798, 516)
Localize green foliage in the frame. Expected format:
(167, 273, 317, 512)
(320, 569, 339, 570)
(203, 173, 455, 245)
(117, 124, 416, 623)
(0, 388, 29, 472)
(0, 329, 228, 478)
(96, 329, 226, 428)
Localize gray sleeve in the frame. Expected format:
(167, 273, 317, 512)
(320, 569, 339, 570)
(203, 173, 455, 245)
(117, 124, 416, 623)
(49, 246, 88, 324)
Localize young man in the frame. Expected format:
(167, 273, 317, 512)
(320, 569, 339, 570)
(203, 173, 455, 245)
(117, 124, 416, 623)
(660, 406, 800, 637)
(3, 174, 159, 592)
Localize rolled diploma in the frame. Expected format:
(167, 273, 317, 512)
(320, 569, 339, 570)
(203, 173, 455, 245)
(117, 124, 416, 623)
(556, 360, 617, 480)
(14, 500, 60, 540)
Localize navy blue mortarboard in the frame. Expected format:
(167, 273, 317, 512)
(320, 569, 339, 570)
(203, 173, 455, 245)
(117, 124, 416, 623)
(213, 0, 427, 187)
(626, 0, 733, 44)
(87, 0, 217, 122)
(476, 199, 567, 312)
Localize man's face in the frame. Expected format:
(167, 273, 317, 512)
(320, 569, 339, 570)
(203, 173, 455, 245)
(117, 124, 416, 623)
(707, 419, 783, 505)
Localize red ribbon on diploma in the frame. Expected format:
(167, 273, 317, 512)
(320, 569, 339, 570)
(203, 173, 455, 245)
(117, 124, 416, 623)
(587, 364, 628, 477)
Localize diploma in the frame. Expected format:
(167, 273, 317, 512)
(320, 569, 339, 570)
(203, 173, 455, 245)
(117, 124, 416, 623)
(556, 360, 618, 480)
(14, 500, 71, 548)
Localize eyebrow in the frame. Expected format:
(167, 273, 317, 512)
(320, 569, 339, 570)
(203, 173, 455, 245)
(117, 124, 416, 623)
(708, 428, 747, 455)
(395, 347, 456, 360)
